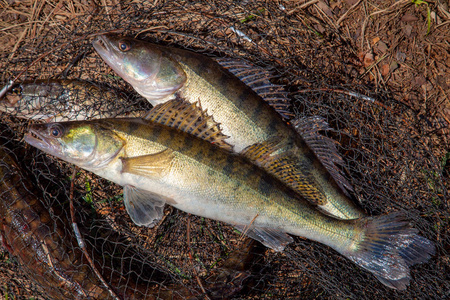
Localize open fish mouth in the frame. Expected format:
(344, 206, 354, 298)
(92, 35, 110, 54)
(24, 127, 57, 154)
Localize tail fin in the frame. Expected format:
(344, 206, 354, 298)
(345, 212, 435, 290)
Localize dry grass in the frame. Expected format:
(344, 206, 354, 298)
(0, 0, 449, 299)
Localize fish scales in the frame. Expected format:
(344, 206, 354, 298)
(168, 57, 359, 220)
(0, 79, 147, 122)
(26, 118, 435, 290)
(93, 35, 364, 219)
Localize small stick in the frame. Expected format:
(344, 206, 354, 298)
(69, 168, 121, 300)
(297, 87, 392, 111)
(337, 0, 363, 26)
(238, 214, 259, 242)
(186, 215, 210, 300)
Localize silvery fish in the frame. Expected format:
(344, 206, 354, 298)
(0, 79, 147, 122)
(24, 104, 435, 290)
(92, 34, 364, 220)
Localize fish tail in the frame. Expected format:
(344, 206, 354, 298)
(344, 212, 435, 290)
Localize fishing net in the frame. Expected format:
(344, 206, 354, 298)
(0, 1, 448, 299)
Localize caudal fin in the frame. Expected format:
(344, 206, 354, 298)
(345, 212, 435, 290)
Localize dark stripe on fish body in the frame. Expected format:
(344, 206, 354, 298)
(222, 154, 237, 177)
(126, 119, 141, 135)
(148, 122, 163, 142)
(179, 133, 195, 153)
(257, 173, 274, 198)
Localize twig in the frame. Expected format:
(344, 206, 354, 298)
(69, 168, 121, 300)
(186, 215, 210, 300)
(337, 0, 363, 26)
(238, 214, 259, 242)
(359, 53, 389, 78)
(287, 0, 319, 15)
(297, 87, 392, 111)
(360, 0, 409, 49)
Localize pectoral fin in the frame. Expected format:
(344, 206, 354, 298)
(120, 149, 174, 178)
(234, 225, 293, 252)
(123, 185, 170, 227)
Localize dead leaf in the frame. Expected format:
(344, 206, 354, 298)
(404, 25, 413, 37)
(363, 52, 374, 67)
(390, 61, 399, 72)
(344, 0, 359, 6)
(317, 1, 334, 17)
(415, 75, 426, 86)
(381, 64, 390, 76)
(375, 41, 388, 53)
(401, 13, 418, 22)
(372, 37, 380, 44)
(396, 51, 406, 62)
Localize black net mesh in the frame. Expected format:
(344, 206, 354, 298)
(0, 1, 448, 299)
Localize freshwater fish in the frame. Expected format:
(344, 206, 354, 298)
(92, 34, 364, 220)
(25, 116, 435, 290)
(0, 79, 147, 122)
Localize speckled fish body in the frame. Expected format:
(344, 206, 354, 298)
(0, 79, 145, 122)
(25, 118, 435, 290)
(93, 35, 364, 220)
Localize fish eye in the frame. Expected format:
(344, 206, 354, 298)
(118, 40, 131, 52)
(49, 124, 63, 138)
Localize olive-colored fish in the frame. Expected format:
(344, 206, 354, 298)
(92, 35, 364, 220)
(0, 79, 147, 122)
(25, 117, 435, 290)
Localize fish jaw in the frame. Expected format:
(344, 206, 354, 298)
(25, 125, 67, 161)
(92, 35, 186, 104)
(25, 121, 124, 170)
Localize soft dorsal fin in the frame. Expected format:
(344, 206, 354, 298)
(144, 99, 233, 152)
(214, 58, 292, 120)
(292, 116, 354, 197)
(242, 138, 328, 206)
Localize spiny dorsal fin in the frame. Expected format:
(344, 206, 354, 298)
(214, 58, 292, 120)
(292, 116, 354, 197)
(242, 138, 328, 206)
(144, 99, 233, 152)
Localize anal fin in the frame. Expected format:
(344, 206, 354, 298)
(234, 224, 293, 252)
(123, 185, 171, 227)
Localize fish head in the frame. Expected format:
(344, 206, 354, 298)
(92, 34, 187, 104)
(25, 121, 125, 169)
